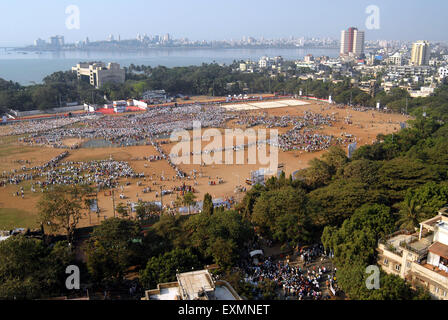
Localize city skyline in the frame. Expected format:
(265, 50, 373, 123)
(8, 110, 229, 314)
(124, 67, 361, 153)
(1, 0, 447, 47)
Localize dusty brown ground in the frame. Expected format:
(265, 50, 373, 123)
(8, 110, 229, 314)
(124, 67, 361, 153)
(0, 100, 410, 230)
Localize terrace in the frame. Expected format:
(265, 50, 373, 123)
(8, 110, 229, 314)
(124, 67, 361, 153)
(379, 229, 433, 260)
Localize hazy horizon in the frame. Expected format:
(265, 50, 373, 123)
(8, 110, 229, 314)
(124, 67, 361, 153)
(0, 0, 447, 47)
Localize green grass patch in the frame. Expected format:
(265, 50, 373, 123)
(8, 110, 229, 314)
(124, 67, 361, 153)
(0, 207, 39, 230)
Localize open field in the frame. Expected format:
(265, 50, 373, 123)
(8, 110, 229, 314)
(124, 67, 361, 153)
(0, 99, 410, 230)
(222, 99, 311, 111)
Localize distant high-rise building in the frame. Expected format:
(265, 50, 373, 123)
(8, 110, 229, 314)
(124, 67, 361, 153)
(34, 38, 46, 47)
(411, 41, 431, 66)
(163, 33, 171, 42)
(340, 27, 365, 57)
(49, 35, 64, 48)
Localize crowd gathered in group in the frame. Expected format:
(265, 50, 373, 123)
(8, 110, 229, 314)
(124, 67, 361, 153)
(242, 258, 333, 300)
(1, 155, 142, 192)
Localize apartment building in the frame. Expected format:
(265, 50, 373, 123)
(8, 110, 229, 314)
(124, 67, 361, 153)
(411, 41, 431, 66)
(377, 208, 448, 300)
(72, 62, 125, 88)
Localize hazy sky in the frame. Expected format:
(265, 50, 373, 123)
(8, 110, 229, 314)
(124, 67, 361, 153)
(0, 0, 447, 46)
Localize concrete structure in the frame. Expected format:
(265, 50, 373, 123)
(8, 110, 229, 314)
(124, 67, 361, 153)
(387, 52, 404, 66)
(258, 57, 271, 69)
(49, 35, 64, 48)
(411, 41, 431, 66)
(304, 54, 314, 63)
(113, 101, 127, 113)
(72, 62, 125, 88)
(439, 67, 448, 80)
(142, 270, 241, 300)
(340, 27, 365, 57)
(377, 208, 448, 300)
(387, 65, 432, 77)
(34, 38, 46, 47)
(142, 90, 168, 104)
(9, 105, 84, 117)
(409, 86, 435, 98)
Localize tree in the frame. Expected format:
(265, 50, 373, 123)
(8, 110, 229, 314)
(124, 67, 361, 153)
(208, 238, 237, 269)
(85, 218, 142, 285)
(308, 179, 388, 227)
(237, 184, 266, 221)
(38, 185, 92, 243)
(252, 187, 310, 244)
(202, 193, 214, 216)
(395, 198, 424, 232)
(322, 204, 394, 267)
(321, 204, 429, 300)
(183, 210, 254, 268)
(402, 182, 448, 219)
(140, 248, 202, 289)
(135, 201, 160, 220)
(116, 203, 129, 218)
(0, 237, 71, 300)
(182, 192, 197, 215)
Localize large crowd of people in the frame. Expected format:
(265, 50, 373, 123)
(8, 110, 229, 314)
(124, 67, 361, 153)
(1, 100, 360, 193)
(238, 243, 338, 300)
(1, 159, 142, 191)
(243, 257, 330, 300)
(16, 104, 234, 148)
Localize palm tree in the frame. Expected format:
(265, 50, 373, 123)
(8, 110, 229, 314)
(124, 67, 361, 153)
(396, 198, 423, 232)
(182, 192, 197, 215)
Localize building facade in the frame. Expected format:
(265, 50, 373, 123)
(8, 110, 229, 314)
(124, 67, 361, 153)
(377, 208, 448, 300)
(340, 27, 365, 57)
(439, 67, 448, 80)
(411, 41, 431, 66)
(72, 62, 125, 88)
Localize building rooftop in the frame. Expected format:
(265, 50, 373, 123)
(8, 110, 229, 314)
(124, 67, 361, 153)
(177, 270, 215, 300)
(384, 232, 433, 257)
(150, 286, 181, 300)
(429, 242, 448, 260)
(144, 269, 240, 301)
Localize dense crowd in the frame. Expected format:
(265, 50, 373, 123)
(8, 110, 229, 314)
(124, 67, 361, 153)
(243, 258, 328, 300)
(17, 105, 233, 148)
(0, 116, 90, 137)
(1, 159, 141, 191)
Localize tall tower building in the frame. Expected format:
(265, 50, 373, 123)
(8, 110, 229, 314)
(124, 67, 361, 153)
(411, 41, 430, 66)
(340, 27, 365, 57)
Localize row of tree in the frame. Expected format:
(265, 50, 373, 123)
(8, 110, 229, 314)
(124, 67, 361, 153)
(2, 63, 447, 117)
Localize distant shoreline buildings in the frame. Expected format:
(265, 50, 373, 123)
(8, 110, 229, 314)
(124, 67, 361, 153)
(27, 34, 339, 51)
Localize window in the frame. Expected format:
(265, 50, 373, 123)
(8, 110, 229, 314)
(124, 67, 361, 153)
(395, 264, 401, 272)
(384, 258, 389, 266)
(435, 287, 440, 294)
(443, 290, 447, 297)
(406, 261, 411, 268)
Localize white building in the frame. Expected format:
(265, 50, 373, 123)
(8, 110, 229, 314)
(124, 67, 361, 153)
(377, 208, 448, 300)
(409, 86, 435, 98)
(142, 269, 241, 301)
(72, 62, 125, 88)
(258, 57, 271, 69)
(387, 52, 404, 66)
(439, 67, 448, 79)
